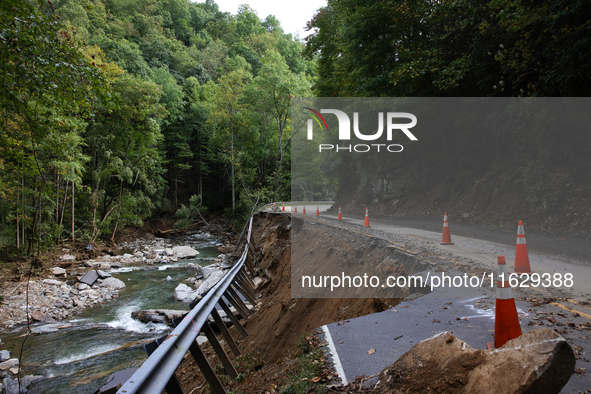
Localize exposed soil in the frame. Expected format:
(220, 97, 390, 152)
(231, 212, 400, 364)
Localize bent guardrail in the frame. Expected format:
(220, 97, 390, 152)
(116, 205, 269, 394)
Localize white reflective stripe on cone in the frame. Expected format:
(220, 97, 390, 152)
(517, 226, 525, 235)
(497, 286, 515, 300)
(516, 238, 526, 244)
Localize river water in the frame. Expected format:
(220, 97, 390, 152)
(1, 238, 221, 394)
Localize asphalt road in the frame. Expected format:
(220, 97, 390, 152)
(278, 204, 591, 392)
(320, 295, 591, 392)
(317, 209, 591, 299)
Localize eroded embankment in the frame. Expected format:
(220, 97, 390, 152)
(240, 212, 408, 363)
(177, 212, 414, 390)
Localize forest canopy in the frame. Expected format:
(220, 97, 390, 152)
(304, 0, 591, 97)
(0, 0, 314, 257)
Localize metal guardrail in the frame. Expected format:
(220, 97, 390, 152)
(116, 205, 269, 394)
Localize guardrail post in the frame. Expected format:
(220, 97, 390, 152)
(239, 268, 257, 290)
(211, 308, 240, 357)
(217, 300, 248, 338)
(201, 322, 238, 379)
(237, 270, 256, 295)
(188, 342, 226, 394)
(233, 277, 256, 305)
(226, 287, 252, 317)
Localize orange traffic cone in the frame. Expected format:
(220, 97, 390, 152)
(273, 201, 276, 206)
(513, 220, 532, 274)
(440, 212, 454, 245)
(338, 207, 342, 220)
(282, 203, 285, 212)
(303, 206, 307, 215)
(316, 205, 320, 217)
(364, 207, 370, 227)
(294, 205, 297, 213)
(488, 255, 522, 349)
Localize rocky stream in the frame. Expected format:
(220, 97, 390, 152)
(0, 231, 235, 394)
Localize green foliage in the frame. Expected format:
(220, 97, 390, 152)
(0, 0, 108, 254)
(174, 195, 207, 228)
(0, 0, 315, 254)
(279, 333, 327, 394)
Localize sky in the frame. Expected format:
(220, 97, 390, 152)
(197, 0, 327, 39)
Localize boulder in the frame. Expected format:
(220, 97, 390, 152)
(378, 328, 575, 394)
(1, 375, 40, 394)
(201, 264, 221, 279)
(60, 254, 75, 262)
(196, 270, 225, 296)
(131, 309, 187, 326)
(166, 275, 173, 281)
(0, 350, 10, 362)
(192, 232, 212, 239)
(100, 277, 126, 290)
(30, 311, 55, 323)
(174, 284, 199, 303)
(51, 267, 66, 276)
(187, 263, 204, 276)
(171, 245, 199, 258)
(83, 260, 95, 267)
(42, 279, 62, 286)
(0, 359, 19, 371)
(79, 270, 99, 286)
(96, 270, 112, 279)
(2, 377, 25, 394)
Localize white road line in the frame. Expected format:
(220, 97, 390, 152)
(322, 324, 348, 385)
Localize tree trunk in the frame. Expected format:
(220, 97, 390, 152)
(22, 176, 25, 248)
(230, 119, 235, 214)
(56, 173, 59, 224)
(71, 180, 75, 243)
(174, 176, 178, 210)
(111, 180, 123, 242)
(60, 181, 68, 227)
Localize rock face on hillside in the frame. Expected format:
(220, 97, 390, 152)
(378, 328, 575, 393)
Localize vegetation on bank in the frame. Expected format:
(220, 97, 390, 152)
(222, 333, 330, 393)
(0, 0, 313, 260)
